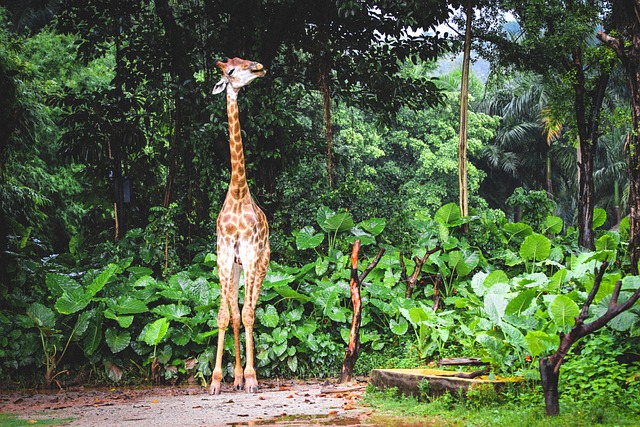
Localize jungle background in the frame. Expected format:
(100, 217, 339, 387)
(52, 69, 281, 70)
(2, 0, 640, 418)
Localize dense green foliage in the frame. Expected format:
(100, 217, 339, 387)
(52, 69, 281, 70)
(1, 0, 639, 419)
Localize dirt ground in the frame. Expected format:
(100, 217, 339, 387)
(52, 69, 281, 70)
(0, 378, 372, 427)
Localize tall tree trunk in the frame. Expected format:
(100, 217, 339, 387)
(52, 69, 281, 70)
(458, 1, 472, 220)
(572, 47, 595, 249)
(628, 67, 640, 274)
(597, 20, 640, 273)
(571, 48, 609, 250)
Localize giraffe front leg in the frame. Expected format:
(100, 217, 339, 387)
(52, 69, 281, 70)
(210, 302, 229, 395)
(242, 304, 259, 393)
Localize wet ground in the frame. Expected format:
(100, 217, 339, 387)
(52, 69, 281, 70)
(0, 379, 375, 426)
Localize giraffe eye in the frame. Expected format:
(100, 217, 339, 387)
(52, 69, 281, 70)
(228, 68, 235, 76)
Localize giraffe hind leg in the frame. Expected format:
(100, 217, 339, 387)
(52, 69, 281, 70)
(241, 262, 268, 393)
(230, 263, 244, 391)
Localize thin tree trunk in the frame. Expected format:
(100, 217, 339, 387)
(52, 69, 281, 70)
(319, 63, 333, 190)
(571, 48, 610, 250)
(546, 149, 554, 199)
(458, 1, 472, 221)
(339, 245, 385, 383)
(339, 240, 362, 383)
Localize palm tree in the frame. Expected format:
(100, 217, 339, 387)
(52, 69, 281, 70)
(476, 72, 576, 219)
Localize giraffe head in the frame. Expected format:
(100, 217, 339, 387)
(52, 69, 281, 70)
(212, 57, 266, 96)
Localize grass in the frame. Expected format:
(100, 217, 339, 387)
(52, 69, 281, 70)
(360, 384, 640, 427)
(0, 413, 73, 426)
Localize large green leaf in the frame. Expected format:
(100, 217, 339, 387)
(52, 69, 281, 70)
(257, 304, 279, 328)
(45, 273, 80, 297)
(448, 250, 479, 277)
(348, 227, 376, 245)
(519, 234, 551, 262)
(434, 203, 462, 226)
(501, 322, 527, 349)
(485, 270, 509, 287)
(503, 222, 533, 239)
(359, 218, 386, 236)
(541, 216, 563, 235)
(273, 285, 311, 303)
(608, 310, 638, 332)
(141, 318, 170, 346)
(593, 208, 607, 229)
(151, 304, 191, 320)
(296, 226, 325, 250)
(318, 209, 354, 233)
(476, 333, 505, 363)
(484, 293, 507, 325)
(27, 302, 57, 330)
(505, 289, 537, 316)
(471, 272, 489, 297)
(83, 319, 103, 356)
(104, 310, 135, 328)
(548, 268, 568, 292)
(74, 310, 94, 337)
(105, 328, 131, 353)
(548, 295, 580, 328)
(390, 317, 409, 335)
(109, 297, 149, 315)
(86, 264, 118, 297)
(595, 234, 618, 253)
(525, 330, 558, 357)
(55, 289, 91, 315)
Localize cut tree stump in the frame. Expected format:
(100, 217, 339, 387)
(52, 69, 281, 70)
(370, 368, 523, 398)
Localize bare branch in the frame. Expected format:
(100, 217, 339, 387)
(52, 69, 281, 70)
(578, 260, 609, 323)
(359, 247, 386, 283)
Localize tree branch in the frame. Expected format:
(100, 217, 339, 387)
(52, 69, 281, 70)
(359, 247, 386, 283)
(402, 245, 442, 298)
(596, 31, 626, 61)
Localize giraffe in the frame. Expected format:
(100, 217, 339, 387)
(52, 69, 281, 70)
(209, 57, 270, 395)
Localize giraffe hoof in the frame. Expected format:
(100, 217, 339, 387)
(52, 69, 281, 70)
(234, 382, 244, 391)
(209, 382, 222, 395)
(245, 379, 259, 393)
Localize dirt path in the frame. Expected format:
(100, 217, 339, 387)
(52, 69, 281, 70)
(0, 379, 371, 426)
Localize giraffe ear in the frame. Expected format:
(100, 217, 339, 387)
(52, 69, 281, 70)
(212, 77, 227, 95)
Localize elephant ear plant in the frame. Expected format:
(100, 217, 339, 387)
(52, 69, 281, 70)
(28, 263, 119, 386)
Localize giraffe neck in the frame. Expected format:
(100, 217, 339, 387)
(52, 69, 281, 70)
(226, 92, 249, 200)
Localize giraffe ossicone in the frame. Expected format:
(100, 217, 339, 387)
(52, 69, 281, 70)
(210, 57, 270, 395)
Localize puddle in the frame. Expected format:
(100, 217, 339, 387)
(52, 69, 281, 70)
(228, 414, 438, 427)
(228, 415, 361, 426)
